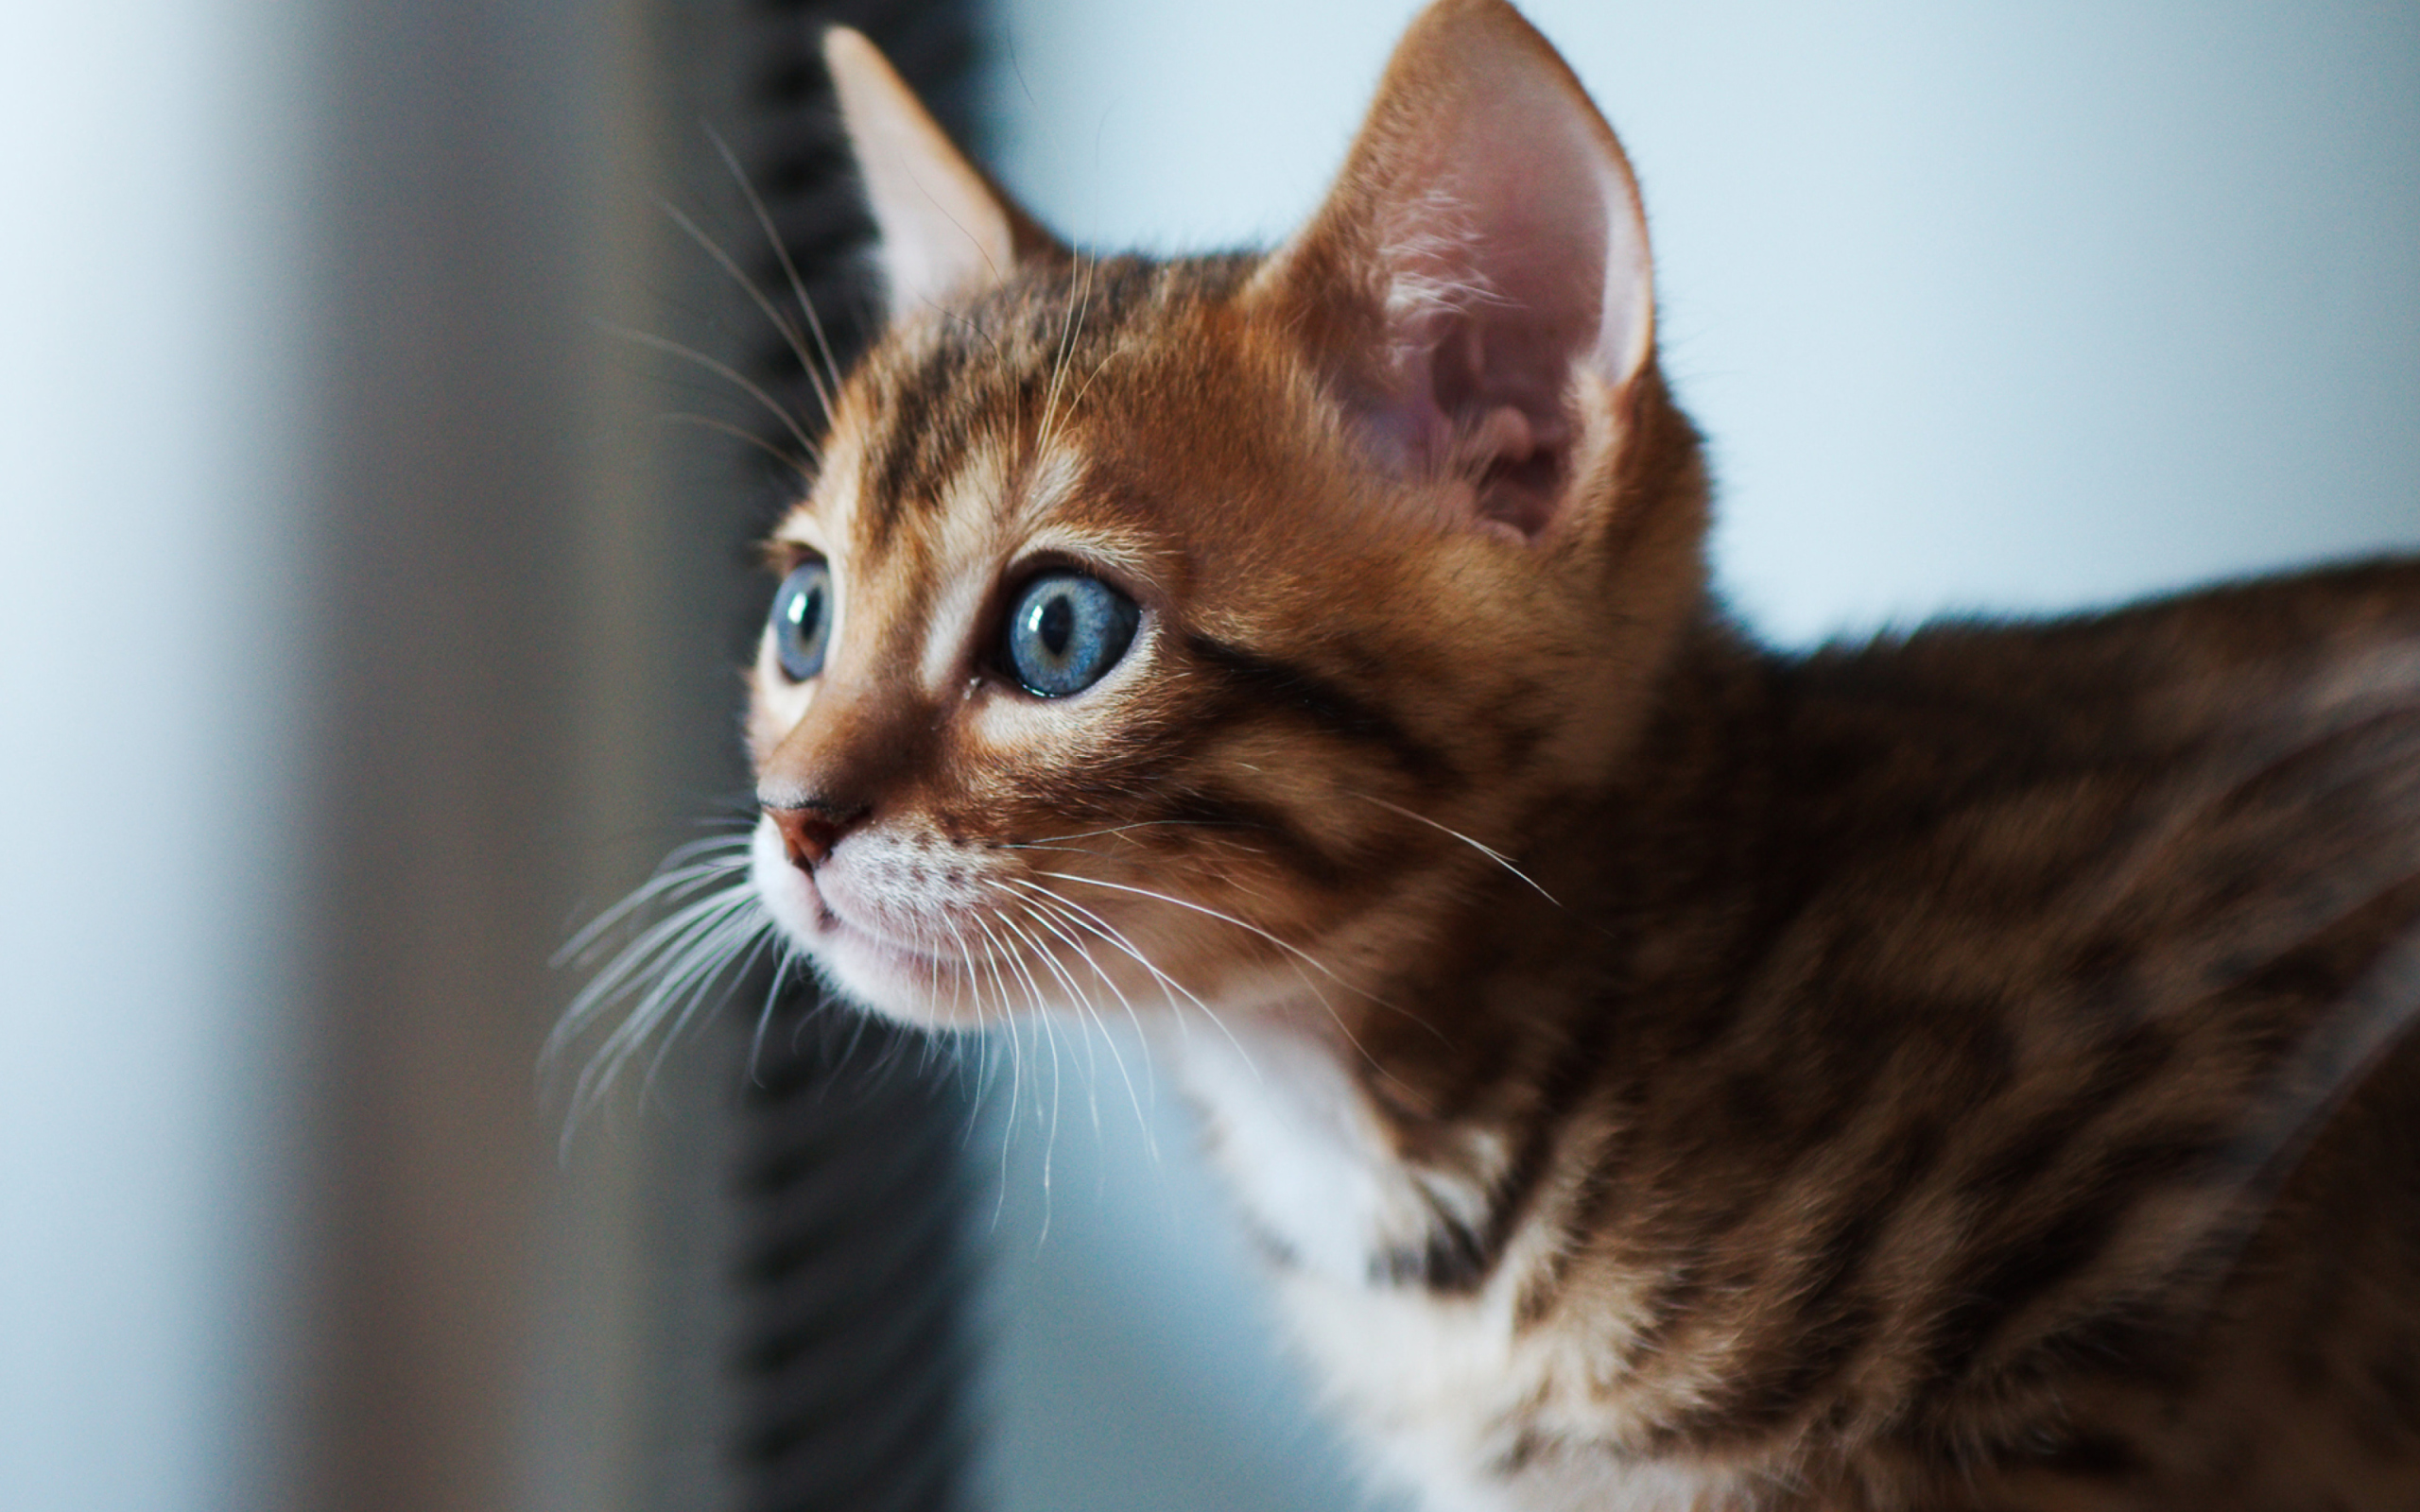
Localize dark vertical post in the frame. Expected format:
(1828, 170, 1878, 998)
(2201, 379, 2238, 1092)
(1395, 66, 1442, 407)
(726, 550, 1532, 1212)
(724, 6, 986, 1511)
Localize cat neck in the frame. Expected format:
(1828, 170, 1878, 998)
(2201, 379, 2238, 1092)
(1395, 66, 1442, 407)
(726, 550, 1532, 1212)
(1173, 1010, 1492, 1285)
(1170, 616, 1780, 1289)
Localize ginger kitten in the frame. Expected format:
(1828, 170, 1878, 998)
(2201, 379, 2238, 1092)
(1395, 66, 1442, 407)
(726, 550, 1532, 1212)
(599, 3, 2420, 1506)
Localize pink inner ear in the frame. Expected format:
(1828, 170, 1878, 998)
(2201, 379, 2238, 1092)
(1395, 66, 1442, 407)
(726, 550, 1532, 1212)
(1351, 78, 1649, 541)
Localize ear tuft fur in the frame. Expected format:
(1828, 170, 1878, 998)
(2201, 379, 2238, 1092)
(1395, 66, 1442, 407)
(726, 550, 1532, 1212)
(825, 27, 1054, 316)
(1249, 0, 1655, 542)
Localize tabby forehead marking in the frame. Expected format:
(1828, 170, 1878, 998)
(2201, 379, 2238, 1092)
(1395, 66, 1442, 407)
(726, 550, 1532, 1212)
(911, 438, 1013, 691)
(780, 422, 864, 539)
(1009, 442, 1089, 531)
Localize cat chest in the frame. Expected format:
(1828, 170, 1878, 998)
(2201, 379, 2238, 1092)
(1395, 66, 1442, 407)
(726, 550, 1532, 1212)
(1268, 1266, 1743, 1512)
(1183, 1027, 1747, 1508)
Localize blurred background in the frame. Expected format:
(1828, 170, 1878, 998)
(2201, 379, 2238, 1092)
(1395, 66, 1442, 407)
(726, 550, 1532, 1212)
(2, 2, 2412, 1511)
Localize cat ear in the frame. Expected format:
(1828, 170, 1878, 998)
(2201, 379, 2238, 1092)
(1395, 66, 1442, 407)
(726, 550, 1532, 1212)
(1250, 0, 1654, 541)
(823, 27, 1058, 316)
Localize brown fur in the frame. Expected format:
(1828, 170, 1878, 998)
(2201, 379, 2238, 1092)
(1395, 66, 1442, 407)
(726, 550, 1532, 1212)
(723, 5, 2420, 1507)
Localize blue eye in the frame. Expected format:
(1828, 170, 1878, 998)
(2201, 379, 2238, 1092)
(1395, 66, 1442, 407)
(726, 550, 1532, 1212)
(1003, 572, 1139, 697)
(769, 558, 832, 681)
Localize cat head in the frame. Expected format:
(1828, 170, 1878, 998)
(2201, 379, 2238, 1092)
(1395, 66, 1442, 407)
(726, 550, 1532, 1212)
(747, 0, 1708, 1038)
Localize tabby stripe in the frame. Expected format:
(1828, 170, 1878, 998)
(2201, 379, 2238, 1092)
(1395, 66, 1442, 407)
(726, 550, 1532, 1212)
(1614, 1253, 1710, 1373)
(1374, 1198, 1490, 1290)
(2014, 1306, 2196, 1398)
(1473, 1003, 1630, 1289)
(1184, 633, 1453, 784)
(1651, 1117, 1945, 1443)
(1918, 1121, 2233, 1396)
(1152, 782, 1351, 891)
(2023, 1430, 2149, 1481)
(1521, 919, 1789, 1332)
(1394, 972, 1631, 1297)
(2213, 700, 2420, 817)
(861, 352, 984, 551)
(1487, 1429, 1553, 1479)
(1644, 1302, 1879, 1450)
(1512, 1171, 1609, 1330)
(1955, 1022, 2178, 1207)
(1919, 881, 2420, 1400)
(1417, 951, 1523, 1123)
(1915, 1201, 2132, 1397)
(1368, 1050, 1622, 1297)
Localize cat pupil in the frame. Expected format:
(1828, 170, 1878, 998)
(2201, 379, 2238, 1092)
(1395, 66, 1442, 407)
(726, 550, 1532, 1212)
(1036, 594, 1073, 657)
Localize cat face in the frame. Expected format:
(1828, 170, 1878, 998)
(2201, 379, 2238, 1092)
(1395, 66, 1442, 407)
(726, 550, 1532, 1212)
(747, 4, 1710, 1037)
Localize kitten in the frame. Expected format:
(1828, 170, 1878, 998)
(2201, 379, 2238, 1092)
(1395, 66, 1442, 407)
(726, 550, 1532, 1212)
(651, 3, 2420, 1507)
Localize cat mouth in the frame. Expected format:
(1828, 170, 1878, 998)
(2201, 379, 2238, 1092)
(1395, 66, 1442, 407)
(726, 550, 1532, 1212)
(747, 820, 990, 1006)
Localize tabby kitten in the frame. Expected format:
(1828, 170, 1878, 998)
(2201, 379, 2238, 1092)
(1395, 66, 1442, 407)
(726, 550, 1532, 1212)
(676, 3, 2420, 1507)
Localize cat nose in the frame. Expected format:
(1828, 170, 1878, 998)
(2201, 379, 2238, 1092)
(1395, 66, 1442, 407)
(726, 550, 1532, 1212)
(762, 799, 865, 868)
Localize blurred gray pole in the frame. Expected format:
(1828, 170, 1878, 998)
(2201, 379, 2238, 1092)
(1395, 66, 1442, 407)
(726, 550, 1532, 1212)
(289, 0, 987, 1509)
(293, 0, 700, 1508)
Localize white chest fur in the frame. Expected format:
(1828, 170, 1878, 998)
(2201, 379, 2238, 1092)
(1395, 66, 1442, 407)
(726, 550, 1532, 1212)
(1171, 1023, 1738, 1512)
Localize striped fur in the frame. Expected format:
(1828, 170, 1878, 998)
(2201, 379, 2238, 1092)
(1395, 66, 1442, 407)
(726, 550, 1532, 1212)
(733, 5, 2420, 1507)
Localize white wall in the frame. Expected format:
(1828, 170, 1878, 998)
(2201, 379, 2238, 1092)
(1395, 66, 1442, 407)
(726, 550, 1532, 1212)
(975, 2, 2419, 1508)
(0, 3, 719, 1508)
(0, 5, 313, 1510)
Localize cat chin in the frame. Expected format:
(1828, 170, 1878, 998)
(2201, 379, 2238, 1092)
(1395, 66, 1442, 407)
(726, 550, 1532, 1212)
(812, 943, 984, 1032)
(746, 819, 990, 1029)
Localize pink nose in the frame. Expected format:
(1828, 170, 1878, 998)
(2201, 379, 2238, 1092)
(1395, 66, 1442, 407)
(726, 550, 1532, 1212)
(764, 802, 857, 868)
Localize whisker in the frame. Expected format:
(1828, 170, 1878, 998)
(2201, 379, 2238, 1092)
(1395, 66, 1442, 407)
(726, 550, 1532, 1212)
(595, 319, 822, 466)
(746, 941, 804, 1089)
(705, 127, 849, 420)
(941, 930, 1010, 1157)
(560, 894, 771, 1149)
(1030, 868, 1436, 1037)
(550, 881, 759, 1058)
(1002, 876, 1211, 1020)
(976, 909, 1048, 1022)
(554, 835, 753, 968)
(651, 410, 815, 483)
(993, 816, 1266, 853)
(1001, 876, 1261, 1080)
(934, 301, 1016, 373)
(1033, 241, 1098, 460)
(583, 903, 764, 1077)
(644, 914, 778, 1094)
(994, 904, 1108, 1140)
(653, 194, 832, 431)
(1026, 869, 1448, 1099)
(1063, 338, 1125, 420)
(942, 920, 981, 1026)
(550, 829, 788, 1153)
(968, 912, 1028, 1221)
(1347, 789, 1564, 906)
(977, 910, 1063, 1239)
(999, 887, 1160, 1156)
